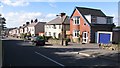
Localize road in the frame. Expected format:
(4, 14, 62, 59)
(2, 39, 119, 68)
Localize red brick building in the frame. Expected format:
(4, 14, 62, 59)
(70, 7, 114, 43)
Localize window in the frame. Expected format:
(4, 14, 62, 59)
(59, 25, 61, 29)
(53, 32, 56, 37)
(32, 28, 34, 31)
(49, 32, 51, 36)
(53, 25, 56, 29)
(73, 17, 80, 25)
(49, 25, 51, 28)
(73, 30, 80, 37)
(107, 18, 113, 24)
(45, 32, 47, 35)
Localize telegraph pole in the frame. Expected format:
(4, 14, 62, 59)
(57, 13, 66, 45)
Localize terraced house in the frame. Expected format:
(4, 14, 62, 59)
(27, 20, 46, 36)
(70, 7, 115, 43)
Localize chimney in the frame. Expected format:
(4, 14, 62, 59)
(31, 19, 33, 23)
(19, 26, 22, 28)
(60, 13, 66, 17)
(26, 22, 30, 25)
(34, 19, 38, 23)
(23, 24, 25, 26)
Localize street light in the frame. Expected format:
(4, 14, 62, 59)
(56, 13, 66, 45)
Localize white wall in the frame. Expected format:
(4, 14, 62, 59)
(85, 15, 91, 23)
(45, 25, 62, 38)
(24, 27, 28, 33)
(97, 17, 106, 24)
(28, 27, 35, 35)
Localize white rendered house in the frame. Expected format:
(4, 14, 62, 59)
(45, 15, 70, 38)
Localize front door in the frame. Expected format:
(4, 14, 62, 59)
(82, 32, 88, 43)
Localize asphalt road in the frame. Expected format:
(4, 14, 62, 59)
(2, 39, 119, 68)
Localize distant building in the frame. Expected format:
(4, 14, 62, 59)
(27, 21, 46, 36)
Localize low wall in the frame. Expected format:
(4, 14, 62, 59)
(48, 39, 62, 45)
(99, 44, 119, 51)
(48, 39, 68, 45)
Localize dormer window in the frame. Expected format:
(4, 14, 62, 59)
(73, 16, 80, 25)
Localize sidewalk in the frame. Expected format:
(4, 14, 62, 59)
(44, 42, 119, 62)
(4, 36, 23, 40)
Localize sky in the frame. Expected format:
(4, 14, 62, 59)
(0, 0, 119, 28)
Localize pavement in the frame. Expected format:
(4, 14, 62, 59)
(44, 42, 119, 63)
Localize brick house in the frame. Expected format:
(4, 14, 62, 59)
(70, 7, 115, 43)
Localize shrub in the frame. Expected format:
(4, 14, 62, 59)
(64, 38, 70, 42)
(45, 36, 52, 40)
(20, 33, 25, 39)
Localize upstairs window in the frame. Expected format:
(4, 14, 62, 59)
(59, 25, 61, 29)
(53, 25, 56, 29)
(91, 16, 96, 24)
(73, 17, 80, 25)
(48, 25, 51, 28)
(107, 18, 113, 24)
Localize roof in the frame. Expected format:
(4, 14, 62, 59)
(71, 7, 114, 26)
(27, 22, 46, 27)
(27, 22, 38, 27)
(76, 7, 106, 17)
(46, 15, 70, 25)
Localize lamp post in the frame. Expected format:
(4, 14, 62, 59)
(56, 13, 66, 45)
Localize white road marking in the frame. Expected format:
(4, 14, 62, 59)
(78, 53, 91, 57)
(35, 51, 64, 67)
(54, 52, 79, 55)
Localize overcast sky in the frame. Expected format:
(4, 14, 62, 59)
(0, 0, 119, 28)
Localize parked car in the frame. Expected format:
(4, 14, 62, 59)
(31, 36, 45, 46)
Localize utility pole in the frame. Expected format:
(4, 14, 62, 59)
(57, 13, 66, 45)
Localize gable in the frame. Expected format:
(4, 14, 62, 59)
(72, 9, 80, 17)
(71, 8, 90, 26)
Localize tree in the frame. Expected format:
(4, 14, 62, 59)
(0, 14, 6, 37)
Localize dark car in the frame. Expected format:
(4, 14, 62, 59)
(34, 39, 45, 46)
(31, 36, 45, 46)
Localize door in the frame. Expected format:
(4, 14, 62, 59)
(82, 32, 88, 43)
(99, 33, 111, 44)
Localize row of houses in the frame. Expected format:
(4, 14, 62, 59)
(9, 7, 119, 44)
(9, 19, 46, 37)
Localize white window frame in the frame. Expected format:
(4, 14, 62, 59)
(73, 16, 80, 25)
(73, 30, 80, 38)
